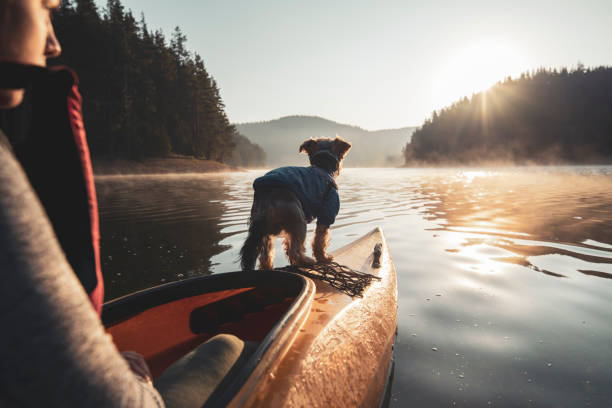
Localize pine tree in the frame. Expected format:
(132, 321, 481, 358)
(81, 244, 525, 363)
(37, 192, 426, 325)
(49, 0, 240, 162)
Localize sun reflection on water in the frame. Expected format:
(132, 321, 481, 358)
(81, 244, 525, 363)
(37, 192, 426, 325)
(456, 170, 489, 184)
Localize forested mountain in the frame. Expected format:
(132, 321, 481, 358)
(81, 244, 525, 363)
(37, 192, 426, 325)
(404, 66, 612, 165)
(227, 133, 266, 168)
(42, 0, 264, 166)
(237, 116, 416, 167)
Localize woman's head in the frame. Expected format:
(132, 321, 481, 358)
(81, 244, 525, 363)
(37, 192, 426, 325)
(0, 0, 61, 108)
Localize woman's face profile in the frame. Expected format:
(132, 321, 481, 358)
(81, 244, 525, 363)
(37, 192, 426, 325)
(0, 0, 61, 108)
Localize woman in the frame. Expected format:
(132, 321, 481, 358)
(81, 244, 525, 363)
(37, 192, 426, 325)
(0, 0, 164, 405)
(1, 2, 250, 407)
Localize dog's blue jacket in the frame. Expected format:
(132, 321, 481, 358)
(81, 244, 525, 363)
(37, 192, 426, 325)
(253, 166, 339, 226)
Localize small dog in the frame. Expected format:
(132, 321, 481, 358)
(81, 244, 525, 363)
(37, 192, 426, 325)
(240, 136, 351, 270)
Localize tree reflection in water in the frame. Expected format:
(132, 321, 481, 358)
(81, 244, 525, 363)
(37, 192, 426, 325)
(96, 174, 233, 300)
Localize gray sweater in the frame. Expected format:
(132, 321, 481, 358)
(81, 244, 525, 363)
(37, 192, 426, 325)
(0, 131, 164, 407)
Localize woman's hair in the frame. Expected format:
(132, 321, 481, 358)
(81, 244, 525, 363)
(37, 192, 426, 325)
(0, 0, 16, 43)
(0, 0, 16, 20)
(0, 0, 22, 62)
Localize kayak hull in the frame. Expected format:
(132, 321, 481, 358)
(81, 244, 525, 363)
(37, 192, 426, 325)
(232, 226, 398, 407)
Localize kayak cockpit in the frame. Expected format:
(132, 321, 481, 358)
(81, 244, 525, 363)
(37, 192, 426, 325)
(103, 270, 315, 405)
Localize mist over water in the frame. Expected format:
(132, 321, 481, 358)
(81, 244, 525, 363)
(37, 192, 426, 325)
(96, 167, 612, 407)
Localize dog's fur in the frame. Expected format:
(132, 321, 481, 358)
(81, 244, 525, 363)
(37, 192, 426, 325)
(240, 137, 351, 270)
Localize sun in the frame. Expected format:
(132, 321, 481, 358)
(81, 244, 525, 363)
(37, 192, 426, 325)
(432, 41, 529, 110)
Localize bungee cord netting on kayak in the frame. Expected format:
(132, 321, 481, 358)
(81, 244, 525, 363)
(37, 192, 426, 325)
(275, 261, 380, 298)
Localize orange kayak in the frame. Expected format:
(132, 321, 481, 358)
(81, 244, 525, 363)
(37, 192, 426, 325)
(104, 227, 398, 407)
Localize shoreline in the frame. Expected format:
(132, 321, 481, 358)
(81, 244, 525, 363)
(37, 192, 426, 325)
(92, 155, 243, 175)
(401, 159, 612, 168)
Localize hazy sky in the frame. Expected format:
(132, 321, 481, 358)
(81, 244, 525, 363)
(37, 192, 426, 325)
(111, 0, 611, 130)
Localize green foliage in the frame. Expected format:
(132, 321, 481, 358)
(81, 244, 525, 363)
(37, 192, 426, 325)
(51, 0, 239, 162)
(404, 67, 612, 165)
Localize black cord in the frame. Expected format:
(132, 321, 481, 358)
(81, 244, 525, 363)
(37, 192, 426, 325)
(275, 261, 381, 298)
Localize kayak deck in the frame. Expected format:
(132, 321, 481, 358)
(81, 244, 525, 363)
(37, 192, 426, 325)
(230, 226, 398, 407)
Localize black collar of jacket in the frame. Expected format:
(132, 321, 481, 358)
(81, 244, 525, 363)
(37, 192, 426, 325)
(312, 165, 338, 189)
(0, 62, 50, 89)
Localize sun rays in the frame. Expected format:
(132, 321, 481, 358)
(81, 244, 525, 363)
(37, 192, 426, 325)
(433, 41, 529, 110)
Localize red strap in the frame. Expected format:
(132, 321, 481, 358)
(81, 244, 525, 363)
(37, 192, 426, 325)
(66, 82, 104, 315)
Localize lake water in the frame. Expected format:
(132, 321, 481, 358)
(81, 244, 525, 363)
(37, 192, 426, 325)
(96, 167, 612, 407)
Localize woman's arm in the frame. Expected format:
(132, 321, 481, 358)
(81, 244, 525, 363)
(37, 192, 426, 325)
(0, 136, 164, 407)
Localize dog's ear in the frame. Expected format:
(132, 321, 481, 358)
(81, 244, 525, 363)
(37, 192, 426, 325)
(332, 137, 351, 160)
(299, 138, 317, 155)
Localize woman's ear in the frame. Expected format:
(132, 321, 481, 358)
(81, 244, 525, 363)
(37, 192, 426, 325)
(299, 138, 317, 155)
(332, 137, 351, 160)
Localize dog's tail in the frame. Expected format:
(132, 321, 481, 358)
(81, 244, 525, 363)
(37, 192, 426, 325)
(240, 211, 267, 271)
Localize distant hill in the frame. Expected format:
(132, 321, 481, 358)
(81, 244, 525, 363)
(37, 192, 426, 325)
(226, 132, 266, 168)
(236, 116, 416, 167)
